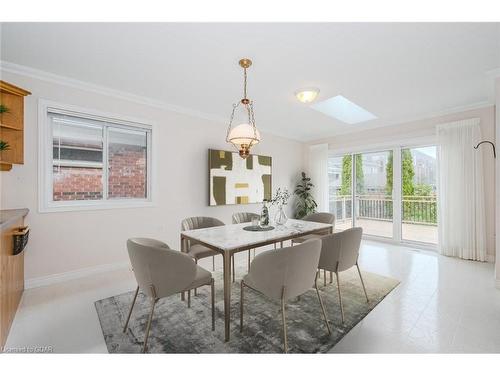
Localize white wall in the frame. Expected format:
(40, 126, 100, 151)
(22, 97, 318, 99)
(0, 70, 305, 281)
(309, 106, 496, 260)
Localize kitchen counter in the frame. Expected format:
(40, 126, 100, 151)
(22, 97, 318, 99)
(0, 208, 29, 231)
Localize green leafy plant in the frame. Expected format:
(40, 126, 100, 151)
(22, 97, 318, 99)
(0, 104, 9, 114)
(294, 172, 317, 219)
(0, 140, 10, 151)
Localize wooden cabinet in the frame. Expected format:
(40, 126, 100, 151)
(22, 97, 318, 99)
(0, 209, 28, 350)
(0, 81, 31, 171)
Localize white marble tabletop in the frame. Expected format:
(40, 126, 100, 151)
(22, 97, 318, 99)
(181, 219, 332, 251)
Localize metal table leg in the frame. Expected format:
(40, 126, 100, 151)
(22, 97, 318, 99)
(223, 250, 232, 342)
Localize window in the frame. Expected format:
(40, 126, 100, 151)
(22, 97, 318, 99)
(39, 101, 153, 212)
(328, 143, 438, 248)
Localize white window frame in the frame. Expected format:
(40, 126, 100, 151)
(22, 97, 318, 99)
(328, 136, 438, 251)
(38, 99, 156, 212)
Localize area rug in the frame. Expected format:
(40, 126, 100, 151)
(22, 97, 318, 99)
(95, 265, 399, 353)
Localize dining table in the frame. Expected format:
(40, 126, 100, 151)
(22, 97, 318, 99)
(180, 218, 333, 342)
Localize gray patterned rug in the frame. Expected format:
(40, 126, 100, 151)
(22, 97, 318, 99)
(95, 266, 399, 353)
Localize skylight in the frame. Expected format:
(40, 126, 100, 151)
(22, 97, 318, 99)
(311, 95, 377, 124)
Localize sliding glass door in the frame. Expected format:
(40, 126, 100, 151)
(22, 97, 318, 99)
(328, 155, 353, 231)
(401, 146, 438, 244)
(355, 150, 393, 238)
(328, 145, 438, 246)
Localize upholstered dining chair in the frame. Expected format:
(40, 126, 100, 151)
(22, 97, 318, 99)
(124, 238, 215, 353)
(181, 216, 225, 271)
(232, 212, 260, 273)
(291, 212, 335, 244)
(240, 239, 331, 353)
(318, 227, 369, 324)
(292, 212, 336, 285)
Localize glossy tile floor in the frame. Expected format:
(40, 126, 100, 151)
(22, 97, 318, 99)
(5, 240, 500, 353)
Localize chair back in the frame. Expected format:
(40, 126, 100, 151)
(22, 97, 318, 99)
(181, 217, 225, 246)
(232, 212, 260, 224)
(319, 227, 362, 272)
(246, 239, 322, 300)
(303, 212, 335, 225)
(127, 238, 196, 299)
(181, 216, 224, 231)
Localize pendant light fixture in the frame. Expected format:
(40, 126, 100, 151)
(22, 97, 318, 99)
(226, 58, 261, 159)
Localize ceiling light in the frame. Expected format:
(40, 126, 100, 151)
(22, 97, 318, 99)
(226, 58, 261, 159)
(295, 88, 320, 103)
(311, 95, 377, 124)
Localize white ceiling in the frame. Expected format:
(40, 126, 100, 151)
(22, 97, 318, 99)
(1, 23, 499, 141)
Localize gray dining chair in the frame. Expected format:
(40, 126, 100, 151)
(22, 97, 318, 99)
(319, 227, 369, 324)
(232, 212, 260, 273)
(291, 212, 335, 244)
(181, 216, 224, 270)
(292, 212, 335, 285)
(240, 239, 331, 353)
(124, 238, 215, 353)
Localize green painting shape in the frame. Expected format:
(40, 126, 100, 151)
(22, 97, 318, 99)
(213, 176, 226, 205)
(258, 155, 272, 167)
(246, 156, 253, 170)
(209, 149, 233, 171)
(262, 174, 271, 201)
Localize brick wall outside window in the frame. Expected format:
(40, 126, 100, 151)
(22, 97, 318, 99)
(52, 143, 146, 201)
(53, 166, 103, 201)
(108, 144, 147, 199)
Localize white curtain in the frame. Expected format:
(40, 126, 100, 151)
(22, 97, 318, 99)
(308, 144, 329, 212)
(437, 118, 486, 261)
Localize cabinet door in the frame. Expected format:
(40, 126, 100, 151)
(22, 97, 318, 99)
(0, 92, 24, 130)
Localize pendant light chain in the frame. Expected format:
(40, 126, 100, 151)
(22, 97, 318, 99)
(226, 58, 261, 159)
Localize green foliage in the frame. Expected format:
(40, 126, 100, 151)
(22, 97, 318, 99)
(0, 140, 10, 151)
(294, 172, 317, 219)
(340, 154, 364, 195)
(386, 150, 414, 196)
(0, 104, 9, 114)
(414, 184, 432, 197)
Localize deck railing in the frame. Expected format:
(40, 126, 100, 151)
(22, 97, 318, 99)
(329, 195, 437, 225)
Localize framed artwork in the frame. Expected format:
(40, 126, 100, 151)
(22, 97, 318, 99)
(208, 149, 272, 206)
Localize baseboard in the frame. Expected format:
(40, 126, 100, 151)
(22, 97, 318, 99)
(25, 261, 130, 289)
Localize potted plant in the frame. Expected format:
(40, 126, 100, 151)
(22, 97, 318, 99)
(0, 140, 10, 151)
(294, 172, 317, 219)
(270, 187, 291, 225)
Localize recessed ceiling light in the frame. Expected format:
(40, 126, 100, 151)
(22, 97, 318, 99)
(295, 88, 320, 103)
(311, 95, 377, 124)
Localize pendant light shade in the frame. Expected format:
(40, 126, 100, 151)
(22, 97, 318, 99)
(226, 58, 261, 159)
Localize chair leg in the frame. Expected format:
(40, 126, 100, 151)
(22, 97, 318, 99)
(194, 259, 198, 296)
(212, 255, 215, 271)
(329, 271, 333, 284)
(247, 250, 251, 271)
(123, 285, 139, 333)
(211, 278, 215, 331)
(335, 272, 345, 324)
(281, 286, 288, 353)
(274, 243, 277, 250)
(232, 254, 235, 283)
(253, 248, 256, 259)
(240, 280, 244, 333)
(143, 298, 157, 353)
(188, 289, 191, 308)
(323, 269, 327, 287)
(315, 274, 332, 335)
(356, 263, 369, 303)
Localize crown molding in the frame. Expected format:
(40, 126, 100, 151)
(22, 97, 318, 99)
(0, 60, 228, 125)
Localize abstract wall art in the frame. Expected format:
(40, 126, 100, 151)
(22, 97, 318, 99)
(208, 149, 272, 206)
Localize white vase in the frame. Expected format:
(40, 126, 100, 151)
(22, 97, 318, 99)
(275, 204, 288, 226)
